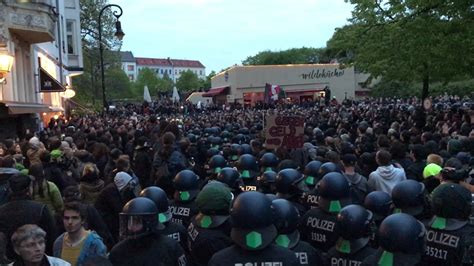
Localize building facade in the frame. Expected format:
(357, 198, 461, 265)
(209, 64, 371, 106)
(0, 0, 83, 138)
(120, 52, 206, 83)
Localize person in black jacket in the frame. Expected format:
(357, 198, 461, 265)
(94, 171, 137, 243)
(0, 173, 57, 261)
(133, 136, 153, 188)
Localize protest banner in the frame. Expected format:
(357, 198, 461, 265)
(265, 115, 304, 149)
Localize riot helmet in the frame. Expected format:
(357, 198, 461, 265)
(260, 153, 279, 173)
(239, 144, 253, 155)
(431, 183, 472, 223)
(119, 197, 159, 240)
(378, 213, 426, 255)
(272, 199, 300, 249)
(206, 148, 220, 159)
(391, 180, 427, 216)
(217, 167, 243, 192)
(335, 205, 373, 255)
(257, 171, 277, 194)
(317, 172, 351, 213)
(173, 170, 200, 202)
(319, 162, 340, 177)
(275, 168, 307, 199)
(229, 144, 241, 161)
(304, 160, 323, 187)
(364, 191, 393, 223)
(139, 186, 171, 224)
(230, 191, 277, 251)
(208, 154, 227, 174)
(236, 154, 258, 179)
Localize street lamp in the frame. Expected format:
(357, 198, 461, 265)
(98, 4, 124, 112)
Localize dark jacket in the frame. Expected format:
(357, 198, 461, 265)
(133, 148, 153, 188)
(0, 168, 19, 205)
(0, 197, 57, 260)
(94, 183, 135, 243)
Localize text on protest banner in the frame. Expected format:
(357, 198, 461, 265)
(265, 115, 304, 149)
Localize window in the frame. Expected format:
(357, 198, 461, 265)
(169, 69, 172, 74)
(200, 70, 203, 75)
(175, 69, 177, 74)
(66, 20, 76, 54)
(127, 65, 134, 71)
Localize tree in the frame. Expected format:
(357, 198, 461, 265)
(156, 72, 174, 94)
(105, 68, 132, 101)
(242, 47, 331, 65)
(134, 68, 160, 96)
(199, 70, 216, 90)
(327, 0, 474, 101)
(176, 70, 200, 93)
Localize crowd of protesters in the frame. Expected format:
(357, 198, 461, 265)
(0, 94, 472, 265)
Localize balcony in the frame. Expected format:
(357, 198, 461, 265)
(1, 0, 56, 44)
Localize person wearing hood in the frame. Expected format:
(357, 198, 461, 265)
(368, 150, 406, 194)
(26, 136, 45, 167)
(94, 171, 137, 243)
(79, 163, 104, 205)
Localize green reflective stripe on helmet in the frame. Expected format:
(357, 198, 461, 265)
(394, 208, 402, 214)
(231, 155, 239, 160)
(305, 176, 315, 185)
(179, 191, 190, 201)
(275, 234, 290, 248)
(378, 251, 394, 266)
(432, 216, 447, 230)
(241, 170, 251, 178)
(214, 167, 222, 174)
(265, 167, 273, 173)
(200, 215, 212, 228)
(329, 200, 342, 213)
(245, 231, 262, 249)
(158, 213, 167, 223)
(337, 239, 351, 254)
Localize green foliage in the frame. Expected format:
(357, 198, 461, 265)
(105, 67, 132, 101)
(157, 72, 174, 93)
(371, 79, 474, 98)
(199, 70, 215, 90)
(176, 70, 201, 93)
(327, 0, 474, 99)
(80, 0, 123, 50)
(242, 47, 330, 65)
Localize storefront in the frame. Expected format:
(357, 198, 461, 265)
(210, 64, 370, 106)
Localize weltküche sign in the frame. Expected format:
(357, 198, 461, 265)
(300, 68, 345, 80)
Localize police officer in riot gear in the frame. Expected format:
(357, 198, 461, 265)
(303, 160, 322, 189)
(421, 183, 474, 265)
(139, 186, 187, 250)
(205, 154, 227, 183)
(236, 154, 259, 192)
(260, 152, 279, 174)
(169, 170, 199, 228)
(272, 199, 323, 265)
(208, 191, 299, 265)
(362, 213, 426, 266)
(298, 172, 351, 252)
(275, 168, 308, 215)
(326, 205, 376, 265)
(109, 197, 187, 266)
(258, 170, 277, 194)
(392, 180, 433, 225)
(187, 181, 233, 266)
(216, 167, 243, 197)
(364, 190, 393, 248)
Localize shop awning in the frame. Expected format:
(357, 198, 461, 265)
(203, 86, 229, 97)
(3, 102, 50, 115)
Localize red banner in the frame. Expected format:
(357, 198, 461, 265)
(265, 115, 304, 149)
